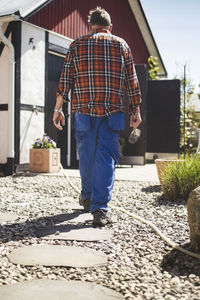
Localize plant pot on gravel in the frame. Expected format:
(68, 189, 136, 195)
(156, 155, 200, 201)
(155, 159, 184, 184)
(29, 135, 60, 173)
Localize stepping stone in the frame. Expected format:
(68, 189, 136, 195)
(61, 203, 82, 210)
(48, 212, 93, 224)
(36, 224, 112, 241)
(0, 279, 124, 300)
(8, 245, 108, 267)
(48, 211, 117, 225)
(0, 212, 20, 223)
(59, 196, 75, 202)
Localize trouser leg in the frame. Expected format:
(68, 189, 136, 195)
(90, 119, 120, 213)
(75, 128, 96, 201)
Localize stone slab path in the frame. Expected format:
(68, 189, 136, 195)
(48, 212, 93, 224)
(1, 200, 124, 299)
(36, 224, 112, 241)
(0, 212, 20, 223)
(8, 245, 108, 267)
(0, 279, 124, 300)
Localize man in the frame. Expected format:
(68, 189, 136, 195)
(53, 7, 142, 226)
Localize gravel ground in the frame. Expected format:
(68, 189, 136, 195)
(0, 172, 200, 300)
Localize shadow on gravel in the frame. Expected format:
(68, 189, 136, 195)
(12, 172, 39, 178)
(161, 243, 200, 277)
(0, 210, 88, 243)
(141, 185, 161, 193)
(154, 195, 187, 207)
(142, 184, 187, 208)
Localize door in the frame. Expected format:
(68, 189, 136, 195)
(119, 64, 147, 165)
(146, 79, 180, 158)
(46, 53, 68, 167)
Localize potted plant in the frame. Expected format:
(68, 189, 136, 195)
(156, 155, 200, 201)
(29, 134, 60, 173)
(155, 158, 184, 184)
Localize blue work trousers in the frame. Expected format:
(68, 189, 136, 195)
(74, 112, 125, 213)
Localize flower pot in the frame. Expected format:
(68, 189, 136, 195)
(29, 148, 60, 173)
(155, 158, 184, 183)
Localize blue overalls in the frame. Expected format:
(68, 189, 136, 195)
(74, 112, 125, 213)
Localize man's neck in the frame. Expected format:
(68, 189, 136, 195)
(90, 25, 110, 33)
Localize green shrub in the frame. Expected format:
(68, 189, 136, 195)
(161, 155, 200, 201)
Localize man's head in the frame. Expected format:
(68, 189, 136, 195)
(88, 7, 112, 31)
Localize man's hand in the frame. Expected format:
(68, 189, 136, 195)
(130, 107, 142, 128)
(53, 111, 65, 131)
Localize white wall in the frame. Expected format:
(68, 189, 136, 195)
(20, 22, 45, 164)
(21, 22, 45, 106)
(0, 24, 10, 164)
(20, 110, 44, 164)
(49, 31, 72, 49)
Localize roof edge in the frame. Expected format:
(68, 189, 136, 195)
(0, 14, 20, 22)
(23, 0, 53, 19)
(128, 0, 167, 77)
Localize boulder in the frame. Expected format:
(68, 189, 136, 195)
(187, 186, 200, 251)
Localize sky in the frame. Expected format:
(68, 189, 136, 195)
(140, 0, 200, 91)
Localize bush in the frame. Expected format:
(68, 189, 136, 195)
(161, 155, 200, 201)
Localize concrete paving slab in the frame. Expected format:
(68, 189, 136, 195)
(48, 212, 93, 224)
(0, 212, 20, 223)
(36, 224, 112, 241)
(8, 245, 108, 267)
(59, 196, 75, 202)
(0, 279, 124, 300)
(61, 203, 82, 210)
(60, 163, 159, 182)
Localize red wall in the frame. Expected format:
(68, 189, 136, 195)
(27, 0, 149, 64)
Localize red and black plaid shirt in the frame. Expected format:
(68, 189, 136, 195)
(57, 29, 141, 117)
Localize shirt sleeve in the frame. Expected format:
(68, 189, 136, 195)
(124, 46, 142, 114)
(56, 42, 75, 101)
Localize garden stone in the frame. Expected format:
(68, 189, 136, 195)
(49, 212, 93, 224)
(8, 245, 108, 267)
(0, 279, 124, 300)
(61, 203, 82, 210)
(0, 212, 20, 223)
(187, 186, 200, 251)
(36, 225, 112, 241)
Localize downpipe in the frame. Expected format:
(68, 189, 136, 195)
(0, 20, 17, 174)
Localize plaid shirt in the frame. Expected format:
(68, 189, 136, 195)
(57, 29, 141, 117)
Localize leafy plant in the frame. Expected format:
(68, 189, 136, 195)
(148, 56, 160, 80)
(174, 66, 200, 154)
(161, 155, 200, 201)
(180, 107, 200, 154)
(32, 134, 56, 149)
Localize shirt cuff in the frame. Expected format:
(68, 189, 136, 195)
(128, 104, 139, 115)
(56, 90, 70, 102)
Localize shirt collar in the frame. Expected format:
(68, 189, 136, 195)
(94, 28, 110, 34)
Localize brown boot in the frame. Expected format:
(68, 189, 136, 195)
(92, 209, 113, 226)
(79, 195, 90, 212)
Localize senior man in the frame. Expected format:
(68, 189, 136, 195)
(53, 7, 142, 226)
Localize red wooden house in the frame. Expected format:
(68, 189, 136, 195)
(0, 0, 171, 174)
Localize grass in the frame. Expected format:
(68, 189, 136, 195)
(161, 155, 200, 201)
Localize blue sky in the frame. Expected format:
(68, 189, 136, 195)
(140, 0, 200, 91)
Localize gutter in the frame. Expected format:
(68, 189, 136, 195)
(0, 14, 20, 173)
